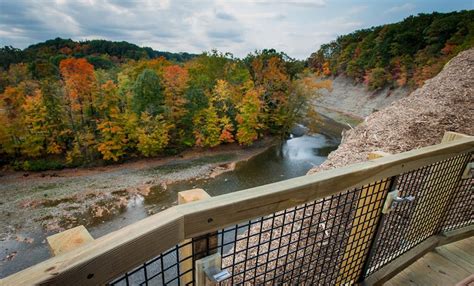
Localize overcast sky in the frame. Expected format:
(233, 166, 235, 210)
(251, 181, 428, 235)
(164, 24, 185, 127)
(0, 0, 472, 59)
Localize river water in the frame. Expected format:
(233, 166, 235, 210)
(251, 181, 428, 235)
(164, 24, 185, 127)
(89, 119, 343, 238)
(1, 116, 344, 278)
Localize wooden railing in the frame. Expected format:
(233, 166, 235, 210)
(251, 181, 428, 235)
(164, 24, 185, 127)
(1, 133, 473, 285)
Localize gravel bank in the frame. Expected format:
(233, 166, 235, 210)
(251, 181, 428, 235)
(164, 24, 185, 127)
(0, 139, 274, 241)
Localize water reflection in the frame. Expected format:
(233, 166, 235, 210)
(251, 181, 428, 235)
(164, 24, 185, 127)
(143, 134, 339, 214)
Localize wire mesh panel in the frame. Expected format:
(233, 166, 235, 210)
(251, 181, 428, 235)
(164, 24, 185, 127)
(440, 154, 473, 232)
(110, 179, 391, 285)
(363, 152, 472, 277)
(211, 179, 390, 286)
(110, 241, 194, 286)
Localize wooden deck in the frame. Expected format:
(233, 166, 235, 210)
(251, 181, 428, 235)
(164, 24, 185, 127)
(386, 236, 474, 286)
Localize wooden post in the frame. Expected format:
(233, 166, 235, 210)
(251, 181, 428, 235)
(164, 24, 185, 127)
(337, 151, 392, 285)
(195, 253, 222, 286)
(405, 131, 472, 242)
(46, 225, 94, 256)
(441, 131, 471, 143)
(178, 189, 216, 286)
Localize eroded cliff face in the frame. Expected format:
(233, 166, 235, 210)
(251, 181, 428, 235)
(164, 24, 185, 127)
(308, 48, 474, 174)
(314, 75, 410, 119)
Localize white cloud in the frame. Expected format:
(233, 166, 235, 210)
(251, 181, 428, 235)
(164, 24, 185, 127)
(1, 0, 469, 59)
(385, 3, 415, 14)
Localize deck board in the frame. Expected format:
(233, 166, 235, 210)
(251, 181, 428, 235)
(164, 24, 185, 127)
(386, 236, 474, 286)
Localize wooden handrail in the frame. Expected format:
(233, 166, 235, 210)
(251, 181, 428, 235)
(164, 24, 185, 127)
(2, 136, 473, 285)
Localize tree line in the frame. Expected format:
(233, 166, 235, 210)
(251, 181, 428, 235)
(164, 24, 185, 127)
(0, 46, 328, 171)
(309, 10, 474, 90)
(0, 37, 197, 71)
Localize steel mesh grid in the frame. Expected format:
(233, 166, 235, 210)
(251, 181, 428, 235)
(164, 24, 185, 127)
(110, 179, 390, 285)
(110, 240, 194, 286)
(363, 152, 472, 277)
(440, 154, 473, 232)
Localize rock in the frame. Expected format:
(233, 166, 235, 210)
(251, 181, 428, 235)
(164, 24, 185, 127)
(290, 124, 309, 137)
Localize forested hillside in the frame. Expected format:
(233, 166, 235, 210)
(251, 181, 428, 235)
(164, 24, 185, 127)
(0, 38, 197, 70)
(309, 10, 474, 90)
(0, 45, 321, 170)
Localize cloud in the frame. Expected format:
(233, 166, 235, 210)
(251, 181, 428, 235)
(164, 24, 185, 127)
(0, 0, 469, 59)
(215, 11, 236, 21)
(242, 0, 326, 6)
(385, 3, 415, 14)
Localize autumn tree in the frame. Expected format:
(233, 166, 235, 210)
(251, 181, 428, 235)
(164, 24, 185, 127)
(0, 86, 27, 155)
(136, 112, 171, 157)
(21, 89, 49, 157)
(287, 78, 332, 133)
(193, 106, 221, 148)
(236, 85, 264, 145)
(163, 65, 189, 122)
(250, 54, 291, 133)
(60, 58, 97, 127)
(96, 81, 130, 161)
(60, 58, 98, 163)
(97, 114, 128, 161)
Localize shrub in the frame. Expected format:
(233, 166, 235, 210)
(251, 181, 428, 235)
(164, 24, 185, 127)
(13, 159, 65, 171)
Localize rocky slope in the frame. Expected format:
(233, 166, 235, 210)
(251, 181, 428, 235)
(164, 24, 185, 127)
(309, 48, 474, 174)
(315, 75, 410, 119)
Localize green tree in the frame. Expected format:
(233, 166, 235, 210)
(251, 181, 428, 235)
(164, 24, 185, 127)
(131, 69, 164, 115)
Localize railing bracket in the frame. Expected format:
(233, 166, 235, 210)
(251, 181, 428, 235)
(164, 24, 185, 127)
(195, 253, 230, 285)
(461, 162, 473, 179)
(382, 189, 415, 214)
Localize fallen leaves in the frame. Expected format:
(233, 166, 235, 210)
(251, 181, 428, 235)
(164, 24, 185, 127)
(15, 235, 34, 244)
(4, 251, 17, 261)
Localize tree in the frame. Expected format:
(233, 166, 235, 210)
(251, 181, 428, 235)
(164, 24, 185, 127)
(236, 86, 264, 145)
(0, 46, 24, 69)
(60, 58, 98, 162)
(131, 69, 164, 115)
(287, 77, 332, 133)
(163, 65, 189, 121)
(219, 116, 235, 143)
(97, 112, 128, 161)
(309, 11, 474, 89)
(366, 67, 389, 91)
(193, 106, 221, 148)
(21, 89, 49, 157)
(136, 112, 171, 157)
(0, 86, 27, 155)
(60, 58, 96, 128)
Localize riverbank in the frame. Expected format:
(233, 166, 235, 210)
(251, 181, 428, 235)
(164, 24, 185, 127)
(314, 75, 410, 119)
(1, 138, 276, 235)
(0, 138, 275, 267)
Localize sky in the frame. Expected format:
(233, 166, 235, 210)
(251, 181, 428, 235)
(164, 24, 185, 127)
(0, 0, 472, 59)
